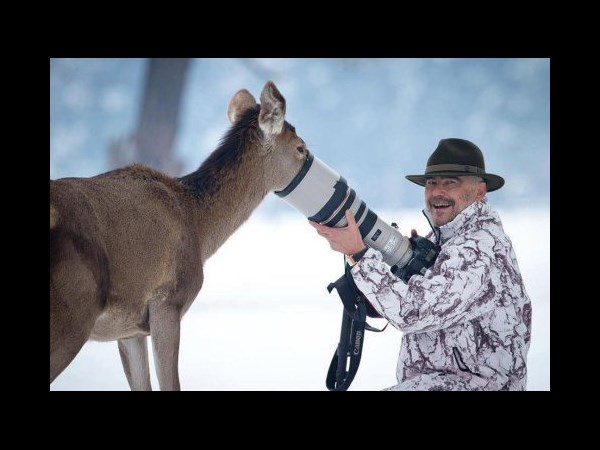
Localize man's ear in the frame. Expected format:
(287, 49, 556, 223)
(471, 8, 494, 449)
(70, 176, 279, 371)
(477, 180, 487, 200)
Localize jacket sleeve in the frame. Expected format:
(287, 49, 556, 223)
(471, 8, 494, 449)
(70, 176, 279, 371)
(350, 230, 499, 334)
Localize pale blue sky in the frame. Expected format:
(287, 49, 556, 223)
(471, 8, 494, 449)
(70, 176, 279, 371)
(50, 58, 550, 211)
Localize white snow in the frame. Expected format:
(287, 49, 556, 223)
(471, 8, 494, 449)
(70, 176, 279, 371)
(50, 206, 549, 391)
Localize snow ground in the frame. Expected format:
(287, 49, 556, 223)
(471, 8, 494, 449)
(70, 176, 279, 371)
(50, 206, 549, 391)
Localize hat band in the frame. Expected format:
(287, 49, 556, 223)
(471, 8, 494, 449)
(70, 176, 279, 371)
(425, 164, 485, 175)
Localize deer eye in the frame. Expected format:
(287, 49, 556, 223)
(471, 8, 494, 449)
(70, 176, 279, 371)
(297, 146, 305, 154)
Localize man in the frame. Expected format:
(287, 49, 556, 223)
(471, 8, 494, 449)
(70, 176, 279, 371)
(310, 138, 532, 390)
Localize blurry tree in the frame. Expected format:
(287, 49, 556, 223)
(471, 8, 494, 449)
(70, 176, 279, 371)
(109, 58, 190, 175)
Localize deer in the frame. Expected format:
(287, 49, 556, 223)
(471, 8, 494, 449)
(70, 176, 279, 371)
(50, 81, 309, 390)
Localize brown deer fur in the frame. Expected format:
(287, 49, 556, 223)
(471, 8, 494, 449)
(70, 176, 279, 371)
(50, 81, 309, 390)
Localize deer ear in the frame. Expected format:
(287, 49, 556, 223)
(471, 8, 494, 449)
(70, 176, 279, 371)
(227, 89, 257, 124)
(259, 80, 286, 136)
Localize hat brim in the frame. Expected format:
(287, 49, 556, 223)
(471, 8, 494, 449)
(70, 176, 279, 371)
(405, 172, 505, 192)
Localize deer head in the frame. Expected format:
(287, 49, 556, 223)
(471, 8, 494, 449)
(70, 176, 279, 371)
(227, 80, 308, 192)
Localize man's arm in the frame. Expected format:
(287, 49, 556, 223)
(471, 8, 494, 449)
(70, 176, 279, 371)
(309, 211, 498, 333)
(350, 233, 497, 333)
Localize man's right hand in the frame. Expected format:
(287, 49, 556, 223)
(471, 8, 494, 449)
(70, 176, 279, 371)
(309, 209, 367, 255)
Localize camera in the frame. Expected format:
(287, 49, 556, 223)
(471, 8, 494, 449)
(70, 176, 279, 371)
(391, 234, 440, 283)
(276, 150, 421, 273)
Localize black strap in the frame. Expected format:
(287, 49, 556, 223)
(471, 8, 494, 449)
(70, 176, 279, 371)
(326, 300, 367, 391)
(325, 263, 386, 391)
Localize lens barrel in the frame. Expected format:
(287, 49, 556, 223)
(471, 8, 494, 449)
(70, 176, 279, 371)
(275, 151, 413, 269)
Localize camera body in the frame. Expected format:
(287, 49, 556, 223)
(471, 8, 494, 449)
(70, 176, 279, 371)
(391, 234, 440, 283)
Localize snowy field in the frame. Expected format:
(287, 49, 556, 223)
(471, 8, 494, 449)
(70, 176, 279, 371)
(50, 205, 550, 391)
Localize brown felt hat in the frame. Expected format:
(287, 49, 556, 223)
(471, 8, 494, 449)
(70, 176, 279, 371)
(405, 138, 505, 192)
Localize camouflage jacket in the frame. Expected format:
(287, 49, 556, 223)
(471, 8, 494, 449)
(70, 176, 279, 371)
(351, 199, 532, 390)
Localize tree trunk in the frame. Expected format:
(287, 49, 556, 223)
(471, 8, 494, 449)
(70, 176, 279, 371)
(109, 58, 190, 175)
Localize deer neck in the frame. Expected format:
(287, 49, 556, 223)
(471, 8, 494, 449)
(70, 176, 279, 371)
(181, 150, 270, 261)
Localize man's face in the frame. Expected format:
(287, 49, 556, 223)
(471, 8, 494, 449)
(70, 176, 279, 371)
(424, 176, 486, 226)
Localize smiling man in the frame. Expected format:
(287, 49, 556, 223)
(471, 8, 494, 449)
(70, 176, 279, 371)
(310, 138, 532, 390)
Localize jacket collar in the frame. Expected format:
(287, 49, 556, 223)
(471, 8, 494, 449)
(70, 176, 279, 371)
(423, 197, 489, 243)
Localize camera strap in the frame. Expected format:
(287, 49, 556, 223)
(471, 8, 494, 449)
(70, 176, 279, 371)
(326, 262, 386, 391)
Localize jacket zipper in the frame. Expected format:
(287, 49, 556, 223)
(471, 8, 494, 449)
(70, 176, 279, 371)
(453, 347, 481, 376)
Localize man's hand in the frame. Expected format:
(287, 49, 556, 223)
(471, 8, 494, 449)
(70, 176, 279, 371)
(309, 209, 367, 255)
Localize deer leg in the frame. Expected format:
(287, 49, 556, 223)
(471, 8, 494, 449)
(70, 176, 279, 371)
(50, 299, 98, 384)
(50, 237, 107, 384)
(148, 302, 181, 391)
(118, 336, 152, 391)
